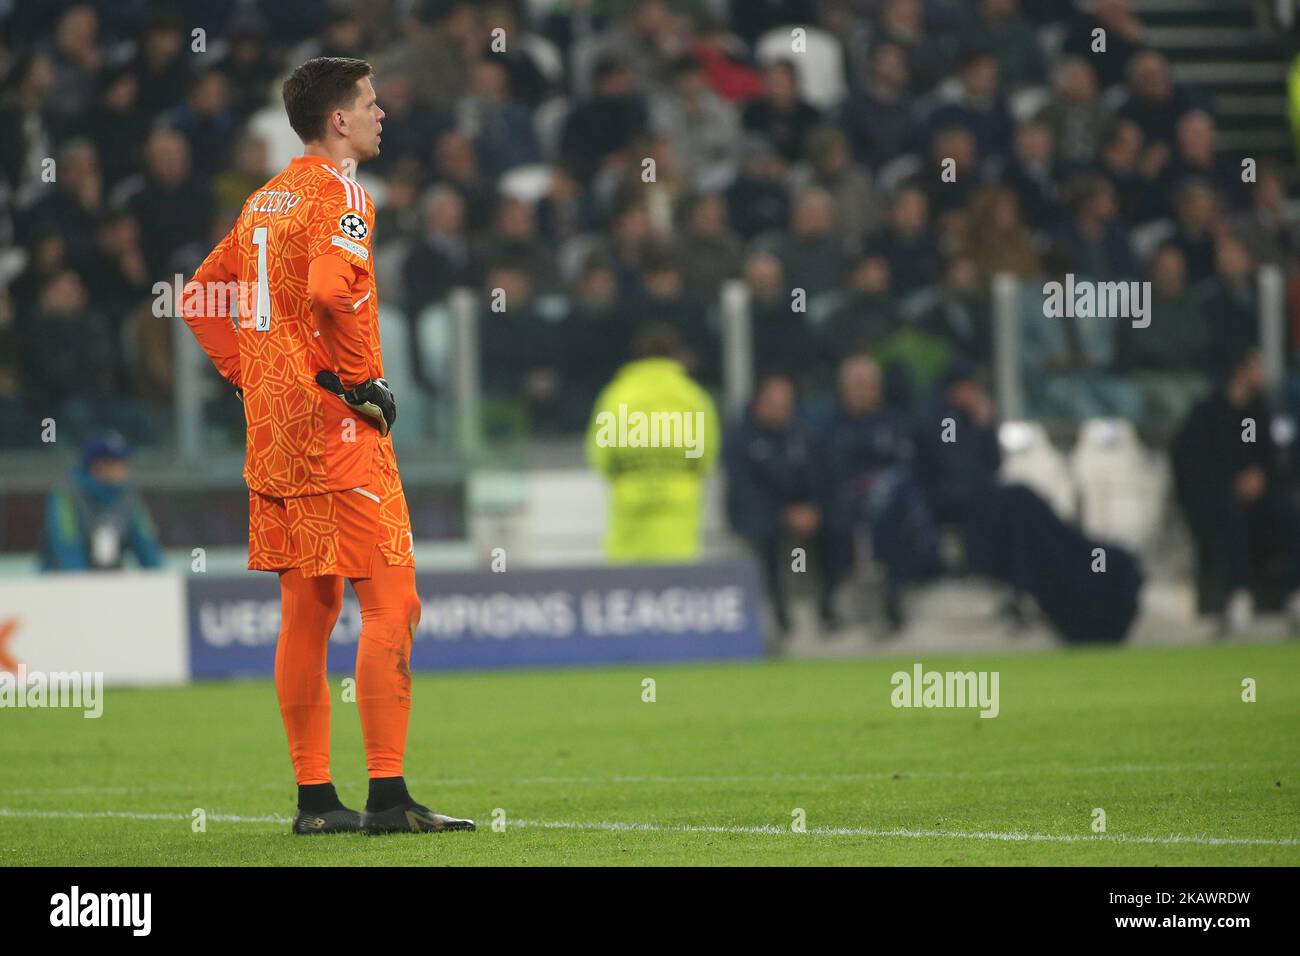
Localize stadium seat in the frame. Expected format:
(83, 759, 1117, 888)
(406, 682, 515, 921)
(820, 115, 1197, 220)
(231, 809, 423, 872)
(755, 26, 846, 110)
(997, 420, 1078, 520)
(1069, 418, 1168, 554)
(498, 164, 554, 204)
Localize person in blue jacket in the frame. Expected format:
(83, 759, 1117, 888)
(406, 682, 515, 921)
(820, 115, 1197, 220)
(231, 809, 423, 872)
(820, 355, 939, 631)
(40, 431, 164, 571)
(723, 373, 829, 636)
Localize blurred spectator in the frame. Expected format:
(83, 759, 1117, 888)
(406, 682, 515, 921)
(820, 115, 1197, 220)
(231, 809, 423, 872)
(47, 4, 103, 125)
(1196, 232, 1260, 362)
(626, 248, 717, 383)
(474, 196, 556, 293)
(584, 322, 721, 564)
(651, 53, 741, 191)
(822, 252, 900, 362)
(1166, 110, 1245, 210)
(928, 48, 1014, 164)
(565, 255, 632, 413)
(367, 70, 451, 178)
(775, 187, 846, 298)
(478, 264, 569, 432)
(794, 126, 882, 245)
(1234, 160, 1300, 269)
(561, 57, 650, 185)
(876, 0, 957, 95)
(168, 70, 238, 184)
(971, 0, 1046, 91)
(820, 355, 932, 629)
(20, 270, 120, 426)
(864, 183, 941, 297)
(478, 0, 554, 109)
(742, 60, 822, 165)
(117, 128, 213, 278)
(1173, 346, 1300, 632)
(915, 252, 993, 369)
(676, 191, 743, 304)
(458, 59, 542, 178)
(924, 124, 983, 221)
(219, 14, 279, 120)
(85, 66, 150, 193)
(745, 251, 821, 388)
(127, 11, 193, 119)
(1114, 243, 1209, 426)
(1094, 118, 1165, 224)
(39, 431, 164, 572)
(997, 118, 1062, 230)
(965, 184, 1039, 282)
(212, 134, 271, 217)
(80, 210, 151, 336)
(1020, 247, 1142, 420)
(432, 129, 495, 232)
(724, 373, 828, 635)
(724, 136, 791, 239)
(21, 138, 102, 259)
(0, 51, 57, 206)
(1036, 56, 1105, 173)
(588, 0, 684, 94)
(839, 41, 916, 171)
(403, 185, 475, 313)
(1116, 50, 1198, 152)
(1171, 178, 1223, 278)
(1060, 0, 1144, 90)
(1050, 172, 1136, 279)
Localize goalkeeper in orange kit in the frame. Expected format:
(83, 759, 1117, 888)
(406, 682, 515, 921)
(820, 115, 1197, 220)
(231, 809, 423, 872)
(181, 57, 472, 835)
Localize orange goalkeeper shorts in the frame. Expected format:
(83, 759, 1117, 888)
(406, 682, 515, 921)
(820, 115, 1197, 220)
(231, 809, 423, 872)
(248, 453, 415, 578)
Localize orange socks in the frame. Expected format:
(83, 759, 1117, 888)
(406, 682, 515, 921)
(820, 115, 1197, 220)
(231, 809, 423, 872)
(274, 569, 344, 786)
(275, 548, 421, 787)
(350, 551, 421, 779)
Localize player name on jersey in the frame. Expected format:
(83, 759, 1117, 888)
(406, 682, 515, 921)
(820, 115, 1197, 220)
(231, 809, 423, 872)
(248, 189, 303, 214)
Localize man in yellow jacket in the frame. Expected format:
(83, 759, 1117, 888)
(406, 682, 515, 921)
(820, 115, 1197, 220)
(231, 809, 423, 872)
(585, 324, 721, 563)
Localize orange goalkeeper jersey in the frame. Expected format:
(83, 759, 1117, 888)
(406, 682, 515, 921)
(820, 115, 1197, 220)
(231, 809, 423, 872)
(183, 155, 392, 498)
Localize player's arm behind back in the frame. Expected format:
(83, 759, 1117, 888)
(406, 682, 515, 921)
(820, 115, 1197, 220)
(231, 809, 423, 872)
(181, 227, 243, 392)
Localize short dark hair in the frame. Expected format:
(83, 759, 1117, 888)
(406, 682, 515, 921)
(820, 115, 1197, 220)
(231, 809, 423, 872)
(632, 323, 682, 359)
(282, 57, 373, 144)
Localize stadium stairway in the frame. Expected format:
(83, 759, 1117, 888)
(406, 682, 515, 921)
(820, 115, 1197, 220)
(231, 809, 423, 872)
(1133, 0, 1294, 169)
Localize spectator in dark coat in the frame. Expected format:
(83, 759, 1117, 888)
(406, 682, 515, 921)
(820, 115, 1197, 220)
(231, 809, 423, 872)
(839, 42, 917, 171)
(560, 57, 649, 185)
(742, 60, 822, 165)
(1173, 345, 1300, 632)
(1060, 0, 1145, 90)
(820, 355, 934, 629)
(724, 373, 829, 635)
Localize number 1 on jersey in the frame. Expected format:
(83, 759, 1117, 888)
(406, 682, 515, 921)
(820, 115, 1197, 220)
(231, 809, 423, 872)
(251, 226, 272, 332)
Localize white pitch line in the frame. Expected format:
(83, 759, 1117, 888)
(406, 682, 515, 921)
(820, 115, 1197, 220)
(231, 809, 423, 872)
(506, 819, 1300, 847)
(0, 808, 1296, 848)
(0, 808, 290, 824)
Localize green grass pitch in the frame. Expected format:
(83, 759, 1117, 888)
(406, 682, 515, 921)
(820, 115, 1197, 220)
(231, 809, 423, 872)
(1, 642, 1297, 865)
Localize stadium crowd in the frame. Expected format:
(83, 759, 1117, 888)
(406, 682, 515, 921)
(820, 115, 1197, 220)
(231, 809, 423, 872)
(2, 0, 1298, 451)
(5, 0, 1300, 634)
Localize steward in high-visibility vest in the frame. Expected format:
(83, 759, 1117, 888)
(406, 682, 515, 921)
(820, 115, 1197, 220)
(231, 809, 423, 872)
(585, 324, 721, 563)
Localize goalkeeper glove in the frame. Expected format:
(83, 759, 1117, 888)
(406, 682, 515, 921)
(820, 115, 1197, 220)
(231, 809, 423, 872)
(315, 370, 397, 436)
